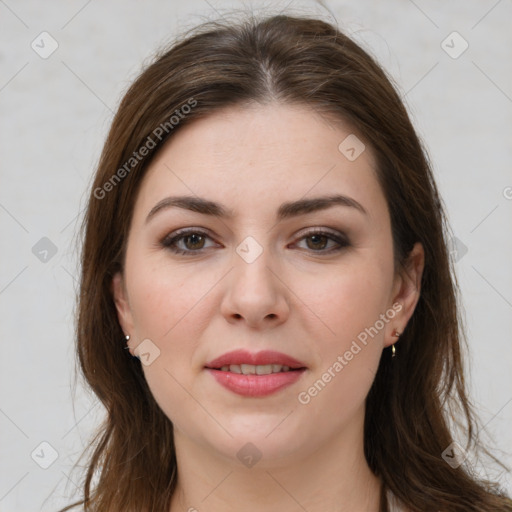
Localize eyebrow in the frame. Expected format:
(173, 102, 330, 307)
(145, 194, 368, 224)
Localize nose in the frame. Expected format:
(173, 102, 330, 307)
(220, 246, 290, 329)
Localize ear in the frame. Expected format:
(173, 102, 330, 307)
(384, 242, 425, 348)
(111, 271, 135, 344)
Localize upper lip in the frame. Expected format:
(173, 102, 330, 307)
(205, 349, 307, 369)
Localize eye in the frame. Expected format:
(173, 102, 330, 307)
(161, 229, 217, 255)
(293, 229, 350, 253)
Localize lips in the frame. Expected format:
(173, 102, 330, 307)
(204, 349, 308, 397)
(205, 349, 307, 370)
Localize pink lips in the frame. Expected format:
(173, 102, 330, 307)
(204, 349, 307, 397)
(205, 349, 307, 370)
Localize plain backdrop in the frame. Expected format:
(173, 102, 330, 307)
(0, 0, 511, 510)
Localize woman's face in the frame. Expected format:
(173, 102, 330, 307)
(113, 103, 423, 467)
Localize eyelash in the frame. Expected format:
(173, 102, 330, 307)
(160, 228, 350, 256)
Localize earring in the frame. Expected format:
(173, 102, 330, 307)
(124, 334, 140, 359)
(391, 329, 401, 358)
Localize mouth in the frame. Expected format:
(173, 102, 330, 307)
(204, 349, 307, 397)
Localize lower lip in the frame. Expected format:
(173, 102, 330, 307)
(205, 368, 306, 397)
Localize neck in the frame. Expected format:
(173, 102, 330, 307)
(168, 410, 382, 512)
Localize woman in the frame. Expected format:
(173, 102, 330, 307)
(60, 12, 512, 512)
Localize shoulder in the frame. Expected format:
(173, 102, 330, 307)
(386, 489, 408, 512)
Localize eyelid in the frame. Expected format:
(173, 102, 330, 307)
(294, 226, 346, 240)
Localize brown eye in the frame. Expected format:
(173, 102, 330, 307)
(182, 233, 206, 250)
(296, 230, 349, 253)
(305, 234, 330, 251)
(161, 229, 215, 255)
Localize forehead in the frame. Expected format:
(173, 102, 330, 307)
(134, 103, 385, 223)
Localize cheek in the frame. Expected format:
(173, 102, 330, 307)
(294, 260, 390, 408)
(126, 262, 215, 427)
(126, 258, 219, 396)
(127, 257, 213, 341)
(301, 259, 392, 345)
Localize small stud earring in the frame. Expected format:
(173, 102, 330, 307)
(124, 334, 140, 360)
(393, 329, 401, 337)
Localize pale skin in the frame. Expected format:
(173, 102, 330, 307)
(112, 103, 424, 512)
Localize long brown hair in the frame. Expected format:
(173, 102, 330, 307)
(60, 12, 512, 512)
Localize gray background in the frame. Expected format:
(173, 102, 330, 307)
(1, 0, 511, 510)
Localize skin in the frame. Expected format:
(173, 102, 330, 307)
(112, 103, 424, 512)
